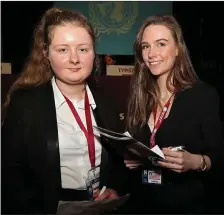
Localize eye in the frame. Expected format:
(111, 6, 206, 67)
(158, 42, 166, 47)
(141, 45, 149, 50)
(79, 48, 89, 52)
(58, 48, 68, 53)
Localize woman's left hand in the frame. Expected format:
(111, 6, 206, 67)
(157, 148, 201, 173)
(94, 188, 119, 200)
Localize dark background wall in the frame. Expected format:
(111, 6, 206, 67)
(173, 2, 224, 120)
(1, 1, 54, 74)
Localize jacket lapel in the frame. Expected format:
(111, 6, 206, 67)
(40, 82, 61, 212)
(90, 89, 111, 187)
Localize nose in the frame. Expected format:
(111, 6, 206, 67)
(69, 50, 80, 64)
(148, 47, 158, 59)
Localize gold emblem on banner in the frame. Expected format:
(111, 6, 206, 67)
(88, 2, 138, 35)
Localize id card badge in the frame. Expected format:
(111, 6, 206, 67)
(142, 168, 162, 185)
(86, 165, 100, 200)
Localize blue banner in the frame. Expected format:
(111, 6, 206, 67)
(55, 1, 173, 55)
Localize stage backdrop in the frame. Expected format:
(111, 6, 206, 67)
(54, 1, 173, 55)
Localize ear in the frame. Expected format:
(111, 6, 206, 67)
(43, 49, 48, 58)
(175, 48, 178, 56)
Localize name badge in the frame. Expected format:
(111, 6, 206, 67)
(86, 165, 100, 200)
(142, 169, 162, 185)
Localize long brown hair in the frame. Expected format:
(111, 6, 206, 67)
(126, 15, 198, 134)
(2, 7, 100, 120)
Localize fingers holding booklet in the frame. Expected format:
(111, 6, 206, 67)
(93, 126, 169, 163)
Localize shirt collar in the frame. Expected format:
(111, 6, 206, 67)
(51, 77, 65, 109)
(51, 77, 96, 110)
(85, 84, 96, 110)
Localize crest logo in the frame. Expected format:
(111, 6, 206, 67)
(88, 2, 138, 35)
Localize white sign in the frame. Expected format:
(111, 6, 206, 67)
(106, 65, 134, 76)
(1, 62, 12, 74)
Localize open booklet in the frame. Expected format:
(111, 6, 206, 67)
(93, 126, 168, 163)
(57, 194, 130, 215)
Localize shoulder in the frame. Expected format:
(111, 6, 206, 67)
(10, 82, 52, 107)
(175, 81, 220, 118)
(10, 87, 36, 107)
(178, 81, 219, 103)
(191, 81, 217, 94)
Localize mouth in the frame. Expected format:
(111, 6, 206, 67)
(68, 68, 81, 72)
(149, 61, 162, 65)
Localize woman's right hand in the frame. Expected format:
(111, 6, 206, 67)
(124, 160, 142, 169)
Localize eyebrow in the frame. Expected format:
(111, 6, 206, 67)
(53, 43, 92, 48)
(78, 43, 92, 46)
(52, 44, 69, 48)
(141, 38, 168, 44)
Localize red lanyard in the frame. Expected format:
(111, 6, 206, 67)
(150, 94, 175, 148)
(63, 90, 95, 168)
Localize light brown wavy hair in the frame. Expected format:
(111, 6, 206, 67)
(126, 15, 198, 134)
(2, 7, 100, 120)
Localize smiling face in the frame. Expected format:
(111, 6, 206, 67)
(47, 23, 95, 85)
(141, 24, 178, 77)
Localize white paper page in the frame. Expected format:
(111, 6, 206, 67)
(123, 131, 132, 137)
(151, 145, 165, 159)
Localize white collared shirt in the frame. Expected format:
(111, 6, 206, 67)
(51, 77, 102, 190)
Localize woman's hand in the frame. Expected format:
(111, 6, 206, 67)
(94, 188, 119, 200)
(157, 147, 202, 173)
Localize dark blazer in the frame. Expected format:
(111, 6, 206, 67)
(127, 81, 224, 214)
(2, 81, 128, 214)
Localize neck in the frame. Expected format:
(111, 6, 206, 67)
(55, 78, 86, 102)
(156, 73, 173, 101)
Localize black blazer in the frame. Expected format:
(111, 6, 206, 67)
(127, 81, 224, 213)
(2, 81, 128, 214)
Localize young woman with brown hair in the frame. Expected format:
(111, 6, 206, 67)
(124, 15, 223, 214)
(2, 8, 128, 214)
